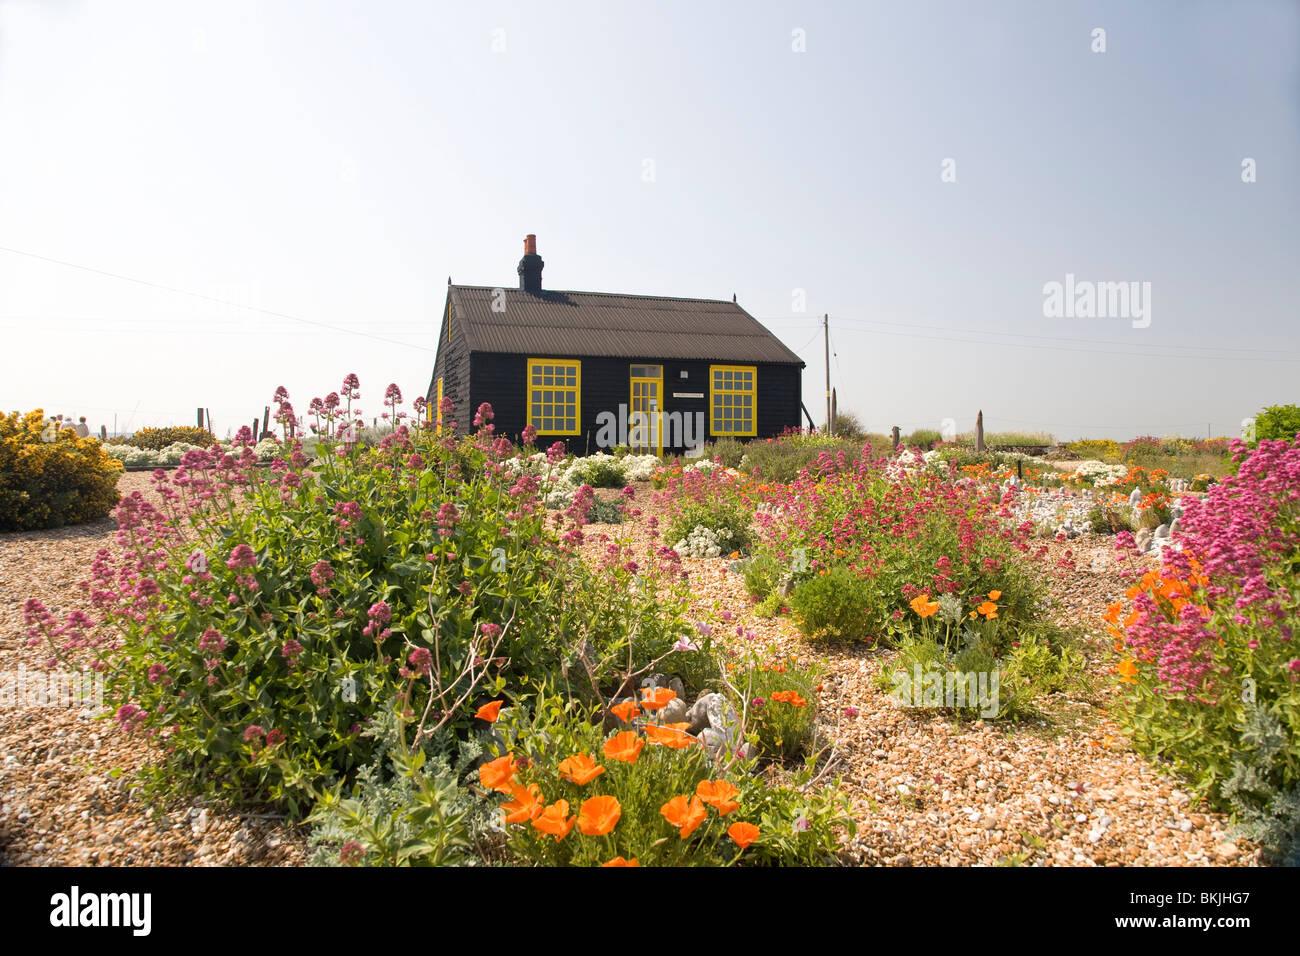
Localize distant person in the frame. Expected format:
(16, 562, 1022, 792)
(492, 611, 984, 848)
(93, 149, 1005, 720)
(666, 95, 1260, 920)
(74, 416, 89, 438)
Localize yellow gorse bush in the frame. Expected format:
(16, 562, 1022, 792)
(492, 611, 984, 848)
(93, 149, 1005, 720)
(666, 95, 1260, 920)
(0, 409, 123, 530)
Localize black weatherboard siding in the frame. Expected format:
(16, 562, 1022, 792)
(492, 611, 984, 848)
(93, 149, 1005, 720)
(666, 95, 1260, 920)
(425, 236, 805, 452)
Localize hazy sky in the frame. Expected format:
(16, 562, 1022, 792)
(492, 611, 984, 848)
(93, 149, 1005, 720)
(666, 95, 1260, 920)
(1, 0, 1297, 441)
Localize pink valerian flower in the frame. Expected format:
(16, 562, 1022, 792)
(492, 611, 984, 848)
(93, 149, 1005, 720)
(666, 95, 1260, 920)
(436, 502, 459, 538)
(273, 386, 289, 404)
(116, 704, 147, 731)
(546, 441, 566, 465)
(521, 423, 537, 446)
(265, 729, 286, 747)
(147, 663, 168, 683)
(408, 647, 433, 674)
(844, 706, 859, 718)
(480, 622, 503, 639)
(342, 373, 361, 400)
(243, 725, 266, 742)
(363, 601, 393, 640)
(334, 500, 363, 529)
(406, 453, 425, 471)
(324, 392, 341, 411)
(226, 544, 256, 570)
(310, 560, 335, 587)
(281, 639, 304, 662)
(473, 402, 494, 427)
(385, 383, 403, 404)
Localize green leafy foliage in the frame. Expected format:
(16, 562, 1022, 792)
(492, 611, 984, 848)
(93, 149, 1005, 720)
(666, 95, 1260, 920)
(125, 425, 217, 450)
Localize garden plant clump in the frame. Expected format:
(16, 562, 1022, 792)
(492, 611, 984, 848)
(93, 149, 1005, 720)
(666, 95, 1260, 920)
(1, 409, 124, 531)
(740, 449, 1084, 718)
(21, 376, 853, 865)
(1108, 434, 1300, 863)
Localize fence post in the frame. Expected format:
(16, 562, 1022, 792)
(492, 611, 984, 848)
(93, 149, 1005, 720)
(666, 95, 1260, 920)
(976, 410, 985, 452)
(891, 425, 900, 451)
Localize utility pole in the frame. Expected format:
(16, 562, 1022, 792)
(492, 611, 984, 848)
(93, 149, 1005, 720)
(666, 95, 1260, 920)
(823, 313, 830, 433)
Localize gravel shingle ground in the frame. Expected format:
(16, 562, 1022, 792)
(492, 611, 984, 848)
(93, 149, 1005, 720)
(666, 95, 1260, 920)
(0, 475, 1256, 866)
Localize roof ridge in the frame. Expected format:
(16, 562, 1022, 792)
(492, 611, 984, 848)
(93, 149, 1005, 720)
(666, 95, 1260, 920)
(449, 285, 737, 306)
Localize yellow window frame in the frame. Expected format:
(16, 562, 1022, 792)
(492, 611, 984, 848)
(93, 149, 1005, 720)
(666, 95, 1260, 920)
(434, 377, 443, 431)
(526, 358, 581, 436)
(709, 364, 756, 437)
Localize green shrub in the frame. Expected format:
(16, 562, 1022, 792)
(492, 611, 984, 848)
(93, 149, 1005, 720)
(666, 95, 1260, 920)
(665, 499, 752, 556)
(740, 434, 863, 483)
(790, 567, 875, 642)
(830, 411, 866, 440)
(1252, 404, 1300, 443)
(706, 437, 747, 469)
(567, 453, 626, 488)
(0, 409, 123, 531)
(1087, 502, 1135, 534)
(125, 425, 217, 450)
(586, 497, 625, 524)
(23, 388, 697, 815)
(902, 429, 941, 450)
(741, 551, 786, 599)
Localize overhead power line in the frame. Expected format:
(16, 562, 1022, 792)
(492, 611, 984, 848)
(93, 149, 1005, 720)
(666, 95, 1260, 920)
(0, 244, 436, 352)
(760, 314, 1300, 362)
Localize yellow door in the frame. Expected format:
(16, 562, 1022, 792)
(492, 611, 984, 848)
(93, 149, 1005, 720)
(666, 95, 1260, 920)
(629, 365, 663, 455)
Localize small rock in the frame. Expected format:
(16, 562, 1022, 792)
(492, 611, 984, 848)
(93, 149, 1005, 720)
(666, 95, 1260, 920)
(653, 698, 687, 726)
(684, 694, 716, 735)
(1213, 842, 1240, 862)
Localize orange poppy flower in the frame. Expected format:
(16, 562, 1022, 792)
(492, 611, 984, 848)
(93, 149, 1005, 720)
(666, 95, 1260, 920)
(601, 856, 639, 867)
(1103, 602, 1122, 624)
(475, 699, 504, 722)
(644, 724, 695, 749)
(969, 610, 978, 619)
(603, 731, 645, 764)
(769, 690, 808, 707)
(558, 752, 606, 786)
(661, 795, 708, 838)
(696, 779, 740, 815)
(987, 590, 1002, 601)
(660, 721, 692, 731)
(727, 821, 760, 850)
(909, 594, 940, 618)
(1116, 658, 1138, 683)
(532, 799, 574, 840)
(576, 795, 622, 836)
(640, 687, 677, 711)
(478, 754, 518, 793)
(501, 782, 544, 824)
(977, 601, 998, 619)
(610, 700, 641, 722)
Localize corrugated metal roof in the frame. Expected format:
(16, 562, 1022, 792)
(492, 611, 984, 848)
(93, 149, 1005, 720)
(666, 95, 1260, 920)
(448, 286, 805, 365)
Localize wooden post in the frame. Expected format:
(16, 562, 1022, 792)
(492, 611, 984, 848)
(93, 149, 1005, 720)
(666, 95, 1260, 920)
(823, 314, 830, 432)
(1017, 458, 1023, 482)
(197, 407, 204, 428)
(100, 425, 107, 441)
(831, 388, 838, 436)
(976, 410, 985, 452)
(205, 408, 212, 435)
(252, 418, 259, 441)
(262, 406, 270, 437)
(891, 425, 900, 451)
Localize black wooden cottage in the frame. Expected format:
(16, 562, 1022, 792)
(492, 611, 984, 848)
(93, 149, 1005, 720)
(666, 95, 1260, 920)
(425, 235, 805, 455)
